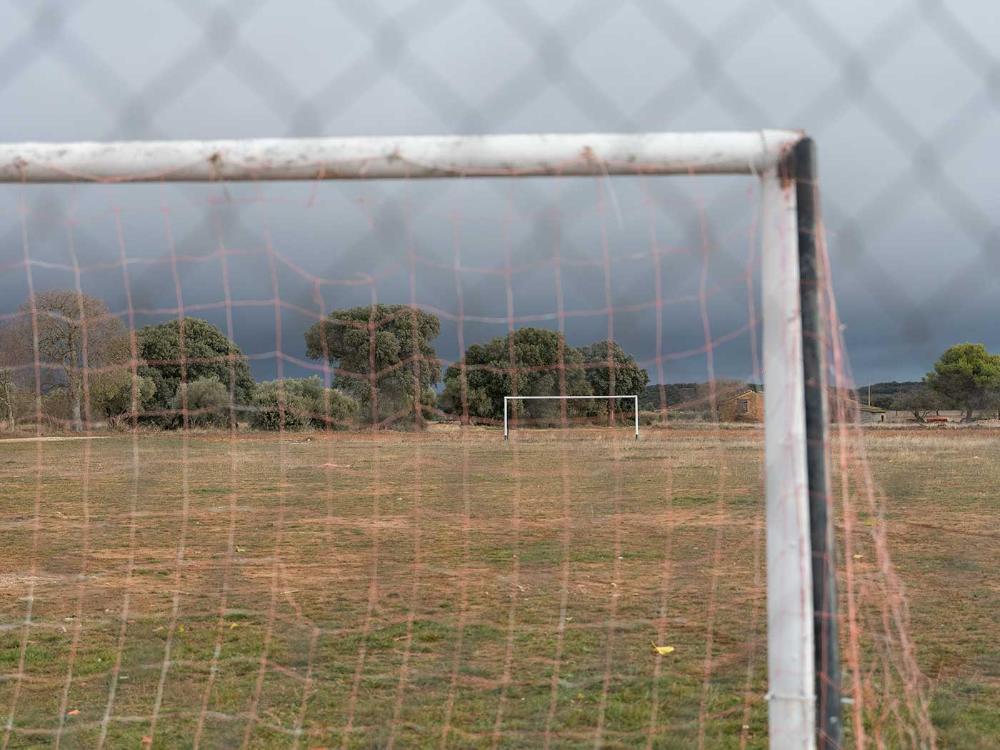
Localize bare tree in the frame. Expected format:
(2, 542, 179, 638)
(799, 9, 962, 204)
(3, 290, 131, 431)
(892, 386, 944, 423)
(972, 387, 1000, 421)
(0, 368, 14, 430)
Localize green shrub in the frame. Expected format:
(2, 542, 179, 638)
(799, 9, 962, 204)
(138, 318, 255, 411)
(250, 377, 358, 431)
(41, 388, 73, 427)
(170, 376, 233, 427)
(638, 410, 664, 427)
(91, 373, 157, 422)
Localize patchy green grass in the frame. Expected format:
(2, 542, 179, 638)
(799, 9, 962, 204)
(0, 428, 995, 748)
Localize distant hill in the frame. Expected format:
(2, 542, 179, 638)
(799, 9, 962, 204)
(638, 382, 758, 412)
(639, 381, 925, 412)
(638, 383, 701, 410)
(857, 381, 923, 410)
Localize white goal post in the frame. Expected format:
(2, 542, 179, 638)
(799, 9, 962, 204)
(0, 131, 836, 750)
(503, 395, 640, 440)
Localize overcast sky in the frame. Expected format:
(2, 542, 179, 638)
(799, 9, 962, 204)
(2, 0, 998, 385)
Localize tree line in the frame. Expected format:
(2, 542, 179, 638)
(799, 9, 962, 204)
(0, 291, 648, 431)
(890, 343, 1000, 422)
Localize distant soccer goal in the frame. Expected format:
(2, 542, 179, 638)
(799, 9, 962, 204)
(503, 394, 640, 440)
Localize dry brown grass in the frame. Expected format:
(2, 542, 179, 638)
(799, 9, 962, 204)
(0, 428, 994, 748)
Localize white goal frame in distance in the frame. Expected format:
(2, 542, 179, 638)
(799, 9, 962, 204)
(0, 131, 837, 750)
(503, 394, 640, 440)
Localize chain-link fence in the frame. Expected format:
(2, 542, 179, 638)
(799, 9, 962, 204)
(0, 2, 996, 748)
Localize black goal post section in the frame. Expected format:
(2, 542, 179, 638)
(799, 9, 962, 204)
(791, 137, 843, 749)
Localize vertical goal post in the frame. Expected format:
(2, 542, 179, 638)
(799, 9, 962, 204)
(0, 131, 838, 750)
(502, 394, 640, 440)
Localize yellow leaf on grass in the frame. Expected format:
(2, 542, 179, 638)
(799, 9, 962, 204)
(651, 643, 675, 655)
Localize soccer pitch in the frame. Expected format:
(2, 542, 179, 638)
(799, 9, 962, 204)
(0, 429, 995, 748)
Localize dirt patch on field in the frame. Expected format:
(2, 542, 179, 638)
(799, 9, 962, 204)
(0, 435, 111, 444)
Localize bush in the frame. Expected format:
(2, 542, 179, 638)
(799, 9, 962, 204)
(41, 388, 74, 427)
(170, 376, 233, 428)
(91, 372, 157, 422)
(638, 410, 665, 427)
(138, 318, 255, 413)
(250, 377, 358, 431)
(0, 369, 16, 430)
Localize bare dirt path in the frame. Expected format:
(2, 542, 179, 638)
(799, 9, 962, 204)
(0, 435, 112, 444)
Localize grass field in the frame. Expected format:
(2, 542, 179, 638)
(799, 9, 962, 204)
(0, 428, 996, 748)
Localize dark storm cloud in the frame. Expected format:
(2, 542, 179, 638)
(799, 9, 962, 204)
(2, 0, 998, 384)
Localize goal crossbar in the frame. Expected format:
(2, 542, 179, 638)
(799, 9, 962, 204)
(0, 131, 801, 182)
(503, 395, 640, 440)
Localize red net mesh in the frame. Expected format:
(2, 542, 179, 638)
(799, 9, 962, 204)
(0, 166, 933, 748)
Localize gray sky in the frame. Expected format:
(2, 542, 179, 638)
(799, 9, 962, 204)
(2, 0, 998, 385)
